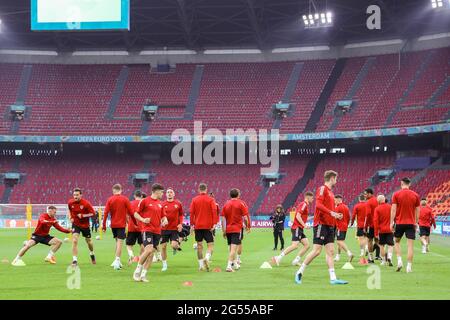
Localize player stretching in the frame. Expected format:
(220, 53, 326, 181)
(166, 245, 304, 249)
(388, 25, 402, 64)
(295, 170, 348, 285)
(12, 206, 70, 266)
(68, 188, 96, 266)
(126, 190, 145, 265)
(351, 194, 368, 265)
(272, 192, 313, 267)
(418, 198, 435, 254)
(373, 194, 394, 266)
(390, 177, 420, 273)
(132, 183, 168, 282)
(364, 188, 378, 263)
(221, 188, 250, 272)
(161, 188, 184, 272)
(334, 195, 353, 263)
(190, 183, 218, 271)
(102, 184, 134, 270)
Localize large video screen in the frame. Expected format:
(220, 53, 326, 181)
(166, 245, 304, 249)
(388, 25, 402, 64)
(31, 0, 130, 31)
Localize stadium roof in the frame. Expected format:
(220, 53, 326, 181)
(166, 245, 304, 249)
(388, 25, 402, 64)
(0, 0, 449, 51)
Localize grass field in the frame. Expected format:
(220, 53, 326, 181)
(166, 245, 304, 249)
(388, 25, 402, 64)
(1, 228, 450, 300)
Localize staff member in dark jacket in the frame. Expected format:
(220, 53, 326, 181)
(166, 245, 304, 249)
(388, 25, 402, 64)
(270, 205, 286, 250)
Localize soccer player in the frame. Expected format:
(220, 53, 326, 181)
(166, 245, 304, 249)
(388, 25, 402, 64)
(351, 194, 368, 265)
(418, 198, 435, 254)
(373, 194, 394, 266)
(295, 170, 348, 285)
(334, 195, 353, 263)
(190, 183, 218, 271)
(160, 188, 184, 272)
(132, 183, 168, 282)
(364, 188, 378, 263)
(391, 177, 420, 273)
(68, 188, 96, 266)
(272, 192, 313, 267)
(102, 184, 134, 270)
(12, 206, 70, 266)
(126, 190, 145, 265)
(220, 188, 250, 272)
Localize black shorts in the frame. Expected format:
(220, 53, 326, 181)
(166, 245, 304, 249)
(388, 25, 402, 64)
(366, 227, 375, 239)
(126, 231, 143, 246)
(394, 224, 416, 240)
(142, 232, 161, 249)
(419, 226, 431, 237)
(336, 230, 347, 241)
(161, 230, 179, 244)
(291, 228, 306, 242)
(72, 225, 91, 238)
(31, 234, 54, 246)
(378, 233, 394, 246)
(313, 225, 335, 245)
(112, 228, 126, 240)
(356, 228, 366, 237)
(227, 232, 242, 246)
(195, 229, 214, 243)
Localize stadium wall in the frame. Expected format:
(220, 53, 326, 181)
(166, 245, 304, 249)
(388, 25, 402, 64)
(0, 33, 449, 65)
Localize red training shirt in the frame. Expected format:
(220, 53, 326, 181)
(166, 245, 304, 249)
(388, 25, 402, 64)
(373, 203, 392, 237)
(314, 185, 335, 227)
(418, 206, 436, 228)
(137, 197, 166, 235)
(34, 213, 70, 236)
(335, 203, 350, 232)
(162, 199, 184, 231)
(189, 193, 217, 230)
(68, 198, 95, 229)
(292, 201, 308, 230)
(392, 188, 420, 225)
(103, 194, 134, 229)
(365, 196, 378, 229)
(221, 198, 249, 233)
(351, 202, 367, 229)
(127, 199, 142, 232)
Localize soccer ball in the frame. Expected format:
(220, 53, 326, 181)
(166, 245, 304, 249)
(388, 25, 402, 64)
(193, 243, 198, 250)
(95, 235, 101, 240)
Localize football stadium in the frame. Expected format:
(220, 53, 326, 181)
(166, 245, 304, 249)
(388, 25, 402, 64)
(0, 0, 450, 302)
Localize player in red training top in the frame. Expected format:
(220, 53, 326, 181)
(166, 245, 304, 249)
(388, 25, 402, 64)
(334, 195, 353, 263)
(190, 183, 218, 272)
(373, 194, 394, 266)
(391, 177, 420, 273)
(364, 188, 379, 264)
(68, 188, 96, 266)
(12, 206, 70, 266)
(295, 170, 348, 285)
(102, 184, 134, 270)
(272, 192, 313, 267)
(418, 198, 435, 254)
(160, 188, 184, 272)
(132, 183, 168, 283)
(126, 190, 145, 265)
(351, 194, 368, 265)
(220, 188, 250, 272)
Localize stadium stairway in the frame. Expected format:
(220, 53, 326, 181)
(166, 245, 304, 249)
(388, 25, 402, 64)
(282, 157, 320, 209)
(106, 66, 130, 120)
(273, 62, 304, 130)
(1, 157, 21, 204)
(383, 50, 435, 127)
(304, 58, 347, 133)
(328, 57, 376, 131)
(184, 65, 204, 120)
(250, 185, 270, 215)
(9, 65, 33, 135)
(427, 76, 450, 107)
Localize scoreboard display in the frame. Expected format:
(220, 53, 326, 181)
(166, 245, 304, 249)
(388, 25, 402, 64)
(31, 0, 130, 31)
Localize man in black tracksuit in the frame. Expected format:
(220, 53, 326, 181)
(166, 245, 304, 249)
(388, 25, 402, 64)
(270, 205, 286, 250)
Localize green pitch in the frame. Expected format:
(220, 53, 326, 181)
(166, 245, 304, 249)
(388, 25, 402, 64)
(0, 228, 449, 300)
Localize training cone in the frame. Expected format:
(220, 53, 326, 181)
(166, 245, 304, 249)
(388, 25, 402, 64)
(1, 258, 9, 264)
(342, 262, 354, 270)
(183, 281, 193, 287)
(260, 261, 273, 269)
(213, 267, 222, 273)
